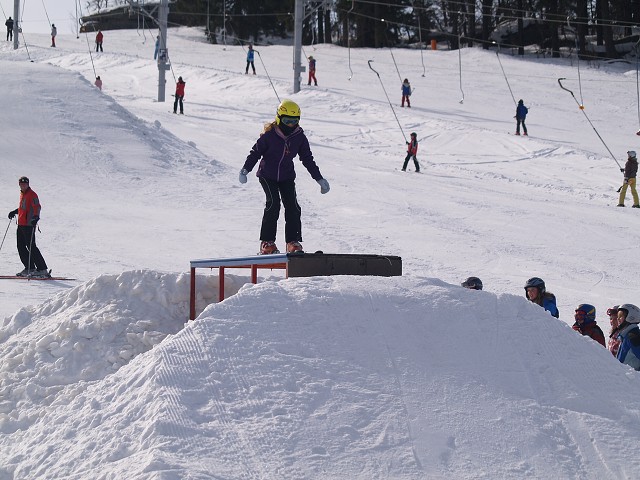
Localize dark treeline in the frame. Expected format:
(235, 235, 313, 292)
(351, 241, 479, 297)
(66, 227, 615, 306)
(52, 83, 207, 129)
(85, 0, 639, 58)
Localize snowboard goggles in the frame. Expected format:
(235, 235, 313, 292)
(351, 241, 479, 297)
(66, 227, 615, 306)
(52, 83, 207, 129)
(279, 116, 299, 127)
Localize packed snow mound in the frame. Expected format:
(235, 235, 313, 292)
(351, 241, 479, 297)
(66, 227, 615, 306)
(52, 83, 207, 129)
(3, 275, 640, 479)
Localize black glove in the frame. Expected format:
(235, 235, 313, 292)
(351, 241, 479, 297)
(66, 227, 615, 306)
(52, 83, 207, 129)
(30, 216, 39, 226)
(8, 209, 18, 219)
(621, 168, 625, 173)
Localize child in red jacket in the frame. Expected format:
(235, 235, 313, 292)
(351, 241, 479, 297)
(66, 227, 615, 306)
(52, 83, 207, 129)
(402, 132, 420, 172)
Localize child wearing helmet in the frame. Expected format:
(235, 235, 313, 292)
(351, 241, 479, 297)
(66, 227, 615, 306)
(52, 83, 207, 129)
(614, 304, 640, 370)
(571, 304, 606, 347)
(606, 305, 622, 356)
(461, 276, 483, 290)
(401, 79, 411, 107)
(307, 56, 317, 86)
(239, 99, 330, 255)
(515, 99, 528, 136)
(402, 133, 420, 172)
(524, 277, 559, 318)
(617, 150, 639, 208)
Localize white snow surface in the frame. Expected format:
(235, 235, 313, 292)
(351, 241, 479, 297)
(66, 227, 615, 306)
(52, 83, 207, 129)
(1, 28, 640, 478)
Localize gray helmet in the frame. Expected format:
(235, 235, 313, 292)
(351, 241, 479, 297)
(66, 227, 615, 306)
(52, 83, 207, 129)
(524, 277, 545, 293)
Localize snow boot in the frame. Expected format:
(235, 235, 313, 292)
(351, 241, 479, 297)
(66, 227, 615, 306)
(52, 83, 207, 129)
(260, 241, 280, 255)
(286, 241, 303, 254)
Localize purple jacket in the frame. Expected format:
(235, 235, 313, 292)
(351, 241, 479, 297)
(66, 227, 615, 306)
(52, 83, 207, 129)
(243, 125, 322, 182)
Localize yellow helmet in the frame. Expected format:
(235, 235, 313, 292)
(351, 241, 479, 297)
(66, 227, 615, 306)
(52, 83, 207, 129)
(276, 99, 301, 125)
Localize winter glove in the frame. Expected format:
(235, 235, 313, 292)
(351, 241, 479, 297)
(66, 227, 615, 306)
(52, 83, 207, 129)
(8, 209, 18, 219)
(317, 178, 330, 194)
(624, 178, 629, 184)
(239, 168, 248, 184)
(621, 168, 625, 173)
(30, 216, 39, 226)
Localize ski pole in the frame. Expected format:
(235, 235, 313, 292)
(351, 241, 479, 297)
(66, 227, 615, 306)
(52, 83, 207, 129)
(0, 218, 11, 254)
(558, 78, 622, 169)
(27, 225, 35, 277)
(368, 60, 407, 143)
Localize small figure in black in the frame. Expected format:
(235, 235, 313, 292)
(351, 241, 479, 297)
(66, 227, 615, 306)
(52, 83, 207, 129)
(173, 76, 185, 114)
(5, 17, 13, 41)
(515, 99, 528, 136)
(402, 132, 420, 172)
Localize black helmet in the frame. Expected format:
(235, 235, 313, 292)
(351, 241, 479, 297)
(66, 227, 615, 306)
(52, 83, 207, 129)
(410, 132, 417, 138)
(524, 277, 545, 293)
(461, 276, 483, 290)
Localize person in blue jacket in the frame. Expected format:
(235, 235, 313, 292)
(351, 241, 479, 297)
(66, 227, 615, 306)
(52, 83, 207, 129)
(239, 99, 330, 255)
(401, 79, 412, 108)
(524, 277, 559, 318)
(515, 99, 528, 135)
(245, 44, 256, 75)
(614, 304, 640, 370)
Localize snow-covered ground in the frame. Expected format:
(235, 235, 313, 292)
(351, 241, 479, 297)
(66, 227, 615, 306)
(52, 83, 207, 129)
(1, 28, 640, 478)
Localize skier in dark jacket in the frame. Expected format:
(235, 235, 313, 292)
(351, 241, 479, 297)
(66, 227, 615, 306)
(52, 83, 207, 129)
(572, 304, 606, 347)
(402, 132, 420, 172)
(5, 17, 13, 41)
(515, 99, 528, 136)
(617, 150, 639, 207)
(7, 176, 49, 277)
(239, 99, 330, 255)
(173, 77, 185, 114)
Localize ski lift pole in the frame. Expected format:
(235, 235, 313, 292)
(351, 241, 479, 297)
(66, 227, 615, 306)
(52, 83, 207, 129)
(255, 50, 280, 103)
(458, 13, 466, 104)
(414, 1, 426, 77)
(347, 0, 354, 80)
(558, 78, 621, 169)
(495, 48, 516, 105)
(368, 60, 407, 143)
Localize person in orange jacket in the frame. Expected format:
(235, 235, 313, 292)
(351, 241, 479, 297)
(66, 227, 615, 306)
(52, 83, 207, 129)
(173, 76, 185, 114)
(7, 176, 49, 277)
(401, 132, 420, 172)
(95, 30, 104, 52)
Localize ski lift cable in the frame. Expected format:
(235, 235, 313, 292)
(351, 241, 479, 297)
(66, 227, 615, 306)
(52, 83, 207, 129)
(635, 39, 640, 135)
(368, 60, 407, 143)
(41, 0, 51, 27)
(347, 0, 354, 80)
(458, 12, 466, 104)
(414, 1, 425, 77)
(76, 1, 98, 78)
(567, 16, 584, 107)
(558, 78, 621, 169)
(495, 48, 517, 106)
(255, 50, 280, 103)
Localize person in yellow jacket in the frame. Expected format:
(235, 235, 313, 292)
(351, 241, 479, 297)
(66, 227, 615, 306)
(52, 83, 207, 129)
(617, 150, 639, 208)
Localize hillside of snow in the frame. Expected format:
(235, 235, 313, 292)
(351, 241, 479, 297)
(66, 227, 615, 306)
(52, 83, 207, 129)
(1, 27, 640, 478)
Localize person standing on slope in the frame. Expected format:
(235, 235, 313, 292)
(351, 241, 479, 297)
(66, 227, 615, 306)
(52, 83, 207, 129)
(7, 176, 50, 277)
(617, 150, 639, 208)
(245, 44, 256, 75)
(572, 304, 606, 347)
(5, 17, 13, 41)
(515, 99, 528, 136)
(95, 30, 104, 52)
(173, 77, 185, 114)
(307, 56, 317, 86)
(401, 79, 412, 108)
(51, 24, 57, 47)
(401, 132, 420, 172)
(239, 99, 330, 255)
(614, 304, 640, 370)
(524, 277, 559, 318)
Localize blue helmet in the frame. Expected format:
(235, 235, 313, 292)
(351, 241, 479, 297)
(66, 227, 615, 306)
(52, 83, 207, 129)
(524, 277, 545, 293)
(575, 304, 596, 323)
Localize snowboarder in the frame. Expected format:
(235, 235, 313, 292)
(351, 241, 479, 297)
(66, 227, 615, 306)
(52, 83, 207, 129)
(402, 132, 420, 172)
(173, 77, 185, 114)
(307, 55, 317, 86)
(95, 30, 103, 52)
(239, 99, 330, 255)
(245, 44, 256, 75)
(606, 305, 622, 357)
(94, 76, 102, 91)
(614, 304, 640, 370)
(461, 276, 483, 290)
(515, 99, 528, 135)
(5, 17, 13, 41)
(572, 304, 606, 347)
(617, 150, 639, 207)
(51, 24, 57, 48)
(401, 79, 411, 108)
(6, 176, 49, 277)
(524, 277, 559, 318)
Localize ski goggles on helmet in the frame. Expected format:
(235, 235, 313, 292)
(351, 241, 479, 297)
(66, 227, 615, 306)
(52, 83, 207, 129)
(279, 115, 299, 127)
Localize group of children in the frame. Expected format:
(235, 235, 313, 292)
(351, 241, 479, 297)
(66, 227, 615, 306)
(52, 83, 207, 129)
(461, 276, 640, 371)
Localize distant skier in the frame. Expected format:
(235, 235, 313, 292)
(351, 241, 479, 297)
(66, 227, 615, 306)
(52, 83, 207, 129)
(51, 24, 57, 47)
(173, 76, 185, 114)
(401, 132, 420, 172)
(614, 304, 640, 370)
(95, 30, 103, 52)
(307, 55, 317, 86)
(154, 36, 159, 60)
(95, 76, 102, 91)
(239, 99, 330, 255)
(5, 17, 13, 41)
(572, 304, 606, 347)
(524, 277, 559, 318)
(401, 79, 411, 108)
(515, 99, 528, 136)
(617, 150, 639, 208)
(245, 44, 256, 75)
(6, 176, 50, 277)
